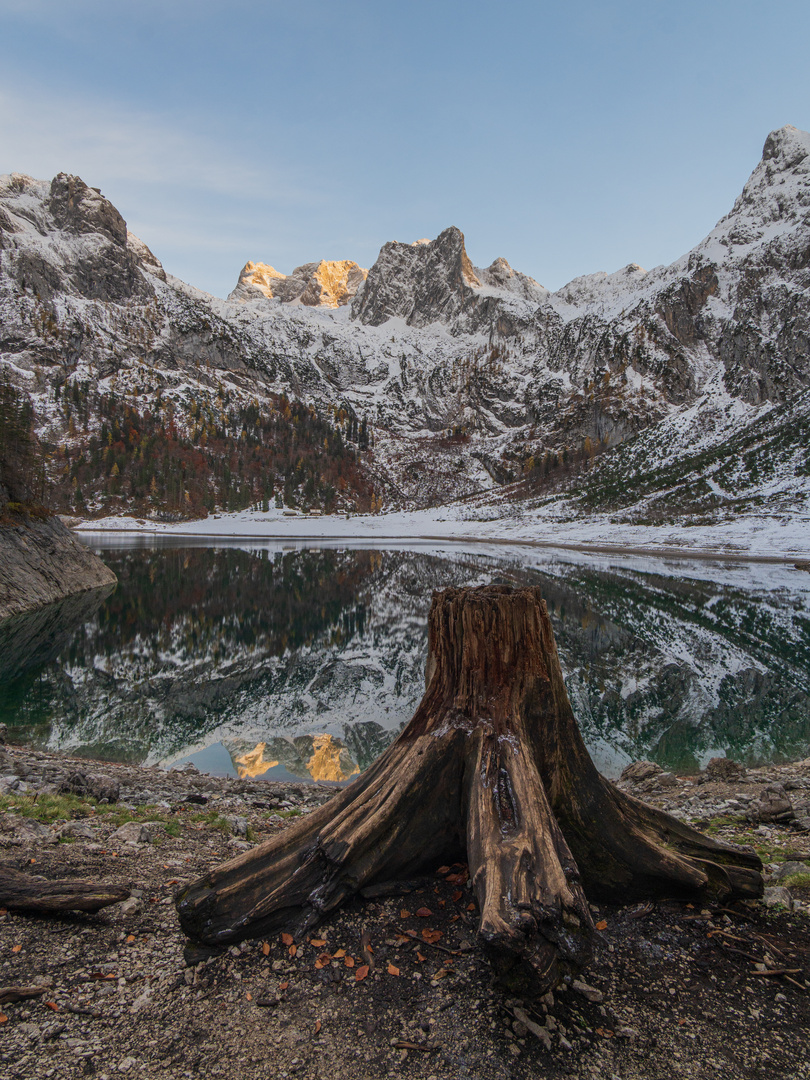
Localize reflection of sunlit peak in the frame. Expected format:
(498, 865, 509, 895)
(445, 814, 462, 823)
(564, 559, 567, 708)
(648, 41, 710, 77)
(235, 741, 279, 778)
(307, 733, 360, 782)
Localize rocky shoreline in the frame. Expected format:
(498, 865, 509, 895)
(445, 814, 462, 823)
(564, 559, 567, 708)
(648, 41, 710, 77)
(1, 739, 809, 1080)
(0, 514, 116, 621)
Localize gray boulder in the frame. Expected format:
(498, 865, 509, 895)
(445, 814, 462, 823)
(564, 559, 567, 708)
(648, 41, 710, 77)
(620, 761, 663, 783)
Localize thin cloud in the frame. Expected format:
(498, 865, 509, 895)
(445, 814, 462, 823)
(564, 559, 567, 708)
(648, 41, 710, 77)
(0, 85, 309, 206)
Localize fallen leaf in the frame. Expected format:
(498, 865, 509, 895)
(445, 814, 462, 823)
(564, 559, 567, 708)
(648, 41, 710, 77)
(125, 934, 136, 944)
(262, 942, 270, 956)
(416, 952, 426, 962)
(344, 956, 355, 968)
(446, 872, 466, 885)
(0, 1014, 7, 1024)
(355, 964, 369, 982)
(11, 945, 21, 953)
(314, 953, 332, 969)
(288, 944, 297, 957)
(310, 938, 327, 948)
(314, 1019, 321, 1035)
(450, 915, 460, 923)
(332, 948, 346, 958)
(467, 903, 476, 912)
(246, 992, 253, 1001)
(451, 890, 462, 902)
(437, 865, 450, 875)
(422, 929, 443, 944)
(415, 907, 433, 918)
(281, 932, 294, 947)
(394, 934, 411, 944)
(433, 968, 449, 980)
(44, 1001, 60, 1012)
(678, 1019, 686, 1026)
(278, 981, 289, 991)
(400, 909, 411, 919)
(387, 964, 400, 976)
(595, 920, 608, 931)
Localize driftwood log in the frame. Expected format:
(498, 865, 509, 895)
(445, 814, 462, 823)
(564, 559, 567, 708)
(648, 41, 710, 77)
(176, 585, 762, 993)
(0, 867, 129, 913)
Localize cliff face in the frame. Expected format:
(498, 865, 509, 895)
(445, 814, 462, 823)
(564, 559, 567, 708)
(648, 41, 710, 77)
(0, 515, 117, 621)
(229, 258, 367, 307)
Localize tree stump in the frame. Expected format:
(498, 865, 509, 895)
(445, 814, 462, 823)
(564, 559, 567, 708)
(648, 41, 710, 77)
(176, 585, 762, 993)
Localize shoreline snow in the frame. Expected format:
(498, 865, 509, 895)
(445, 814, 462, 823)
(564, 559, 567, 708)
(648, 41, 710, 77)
(72, 504, 810, 563)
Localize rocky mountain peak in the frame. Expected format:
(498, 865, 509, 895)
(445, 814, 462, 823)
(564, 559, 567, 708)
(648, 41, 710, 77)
(477, 256, 548, 303)
(229, 258, 367, 308)
(350, 225, 549, 329)
(48, 173, 128, 248)
(762, 124, 810, 169)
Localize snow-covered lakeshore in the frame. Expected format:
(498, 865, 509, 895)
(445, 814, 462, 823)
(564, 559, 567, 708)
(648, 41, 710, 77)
(74, 503, 810, 562)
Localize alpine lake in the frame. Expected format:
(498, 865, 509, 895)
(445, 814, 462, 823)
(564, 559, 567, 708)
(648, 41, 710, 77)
(2, 535, 810, 784)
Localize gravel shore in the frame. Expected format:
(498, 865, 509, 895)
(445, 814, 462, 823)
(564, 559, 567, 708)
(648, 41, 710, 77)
(1, 740, 809, 1080)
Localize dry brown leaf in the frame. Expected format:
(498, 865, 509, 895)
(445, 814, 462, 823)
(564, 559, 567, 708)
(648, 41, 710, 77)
(246, 992, 253, 1001)
(314, 1020, 321, 1035)
(332, 948, 346, 958)
(394, 934, 411, 944)
(310, 938, 327, 948)
(416, 952, 426, 962)
(355, 964, 369, 982)
(450, 915, 460, 922)
(288, 944, 297, 957)
(387, 964, 400, 976)
(44, 1001, 59, 1011)
(437, 865, 450, 874)
(595, 919, 608, 931)
(466, 903, 476, 912)
(125, 934, 136, 944)
(399, 909, 411, 919)
(11, 945, 21, 954)
(281, 932, 294, 947)
(422, 929, 443, 944)
(344, 956, 355, 968)
(415, 907, 432, 918)
(278, 981, 289, 990)
(0, 1014, 7, 1024)
(433, 968, 449, 980)
(451, 890, 462, 902)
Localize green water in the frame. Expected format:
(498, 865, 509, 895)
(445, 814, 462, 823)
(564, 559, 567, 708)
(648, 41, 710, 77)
(2, 536, 809, 780)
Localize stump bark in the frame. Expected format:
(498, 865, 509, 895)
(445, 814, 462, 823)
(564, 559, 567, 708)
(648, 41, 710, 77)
(176, 585, 762, 993)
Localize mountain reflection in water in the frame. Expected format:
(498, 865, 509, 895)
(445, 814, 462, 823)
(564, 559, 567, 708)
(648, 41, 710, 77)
(2, 538, 809, 778)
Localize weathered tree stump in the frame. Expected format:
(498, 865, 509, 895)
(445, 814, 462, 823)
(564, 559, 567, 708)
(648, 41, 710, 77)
(176, 585, 762, 993)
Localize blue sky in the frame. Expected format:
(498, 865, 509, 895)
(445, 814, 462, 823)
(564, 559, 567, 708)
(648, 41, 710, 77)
(1, 0, 808, 298)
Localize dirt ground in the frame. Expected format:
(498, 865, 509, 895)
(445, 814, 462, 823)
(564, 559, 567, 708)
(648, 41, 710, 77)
(1, 743, 809, 1080)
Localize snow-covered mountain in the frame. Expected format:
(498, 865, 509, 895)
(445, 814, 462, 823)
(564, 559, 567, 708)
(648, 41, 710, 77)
(0, 125, 808, 521)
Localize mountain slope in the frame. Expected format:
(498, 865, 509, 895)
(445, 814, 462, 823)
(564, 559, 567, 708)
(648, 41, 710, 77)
(0, 126, 807, 525)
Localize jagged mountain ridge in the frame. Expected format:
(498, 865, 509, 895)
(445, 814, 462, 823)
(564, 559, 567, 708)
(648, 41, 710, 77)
(0, 125, 808, 517)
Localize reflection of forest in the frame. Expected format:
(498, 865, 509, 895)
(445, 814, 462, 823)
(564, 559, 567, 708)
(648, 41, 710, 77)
(1, 544, 809, 774)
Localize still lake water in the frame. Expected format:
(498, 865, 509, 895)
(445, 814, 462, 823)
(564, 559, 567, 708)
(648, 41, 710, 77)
(2, 536, 810, 781)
